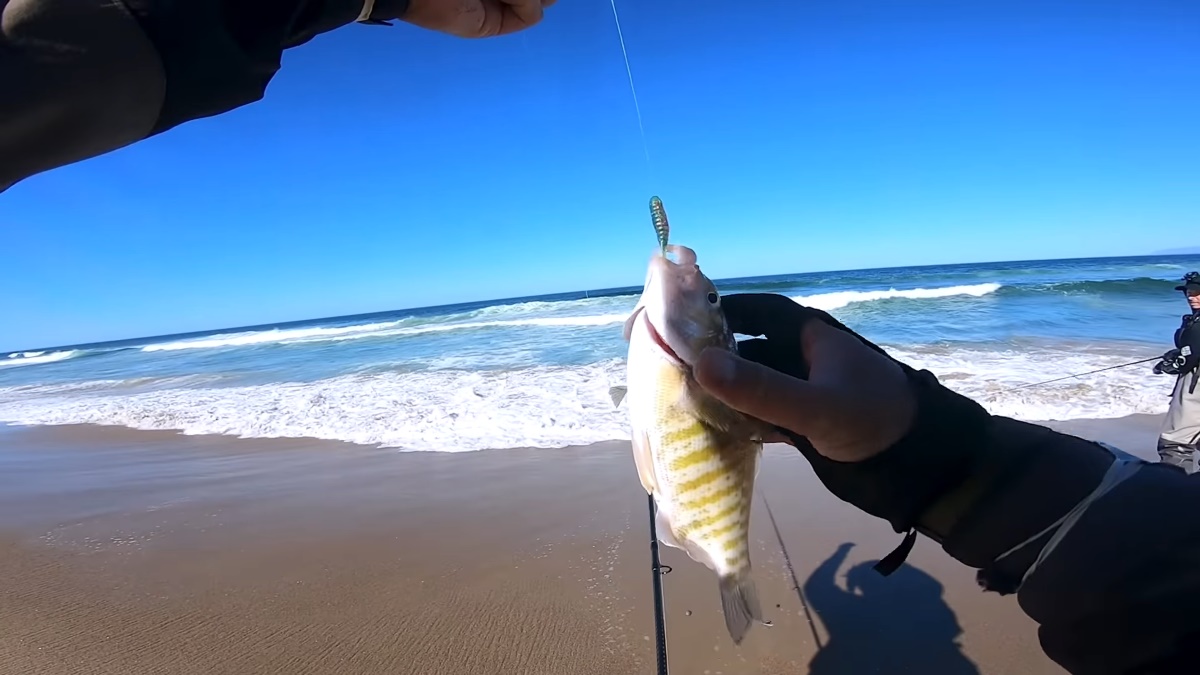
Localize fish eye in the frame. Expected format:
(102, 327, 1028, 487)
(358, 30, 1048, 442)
(707, 292, 719, 304)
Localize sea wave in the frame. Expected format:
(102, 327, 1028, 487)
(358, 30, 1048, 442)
(997, 277, 1178, 297)
(133, 283, 1002, 354)
(140, 321, 408, 352)
(790, 283, 1001, 311)
(0, 350, 79, 368)
(0, 344, 1171, 451)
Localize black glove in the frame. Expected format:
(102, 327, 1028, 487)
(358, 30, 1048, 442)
(1157, 349, 1184, 375)
(723, 293, 992, 537)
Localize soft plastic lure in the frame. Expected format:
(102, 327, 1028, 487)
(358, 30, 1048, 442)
(650, 196, 670, 254)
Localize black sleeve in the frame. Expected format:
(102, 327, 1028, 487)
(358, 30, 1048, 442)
(1177, 320, 1200, 373)
(893, 379, 1200, 674)
(719, 292, 1198, 671)
(0, 0, 409, 191)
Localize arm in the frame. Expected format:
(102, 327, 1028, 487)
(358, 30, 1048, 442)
(1155, 319, 1200, 376)
(904, 379, 1200, 674)
(0, 0, 551, 191)
(696, 293, 1200, 674)
(0, 0, 405, 191)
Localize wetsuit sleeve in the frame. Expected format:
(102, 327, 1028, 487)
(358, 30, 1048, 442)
(0, 0, 409, 191)
(895, 378, 1200, 674)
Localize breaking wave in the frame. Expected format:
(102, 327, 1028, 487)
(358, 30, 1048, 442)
(129, 283, 1002, 354)
(0, 350, 80, 368)
(790, 283, 1000, 311)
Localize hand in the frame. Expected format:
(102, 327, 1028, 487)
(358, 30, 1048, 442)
(402, 0, 555, 38)
(694, 293, 916, 463)
(1158, 349, 1184, 375)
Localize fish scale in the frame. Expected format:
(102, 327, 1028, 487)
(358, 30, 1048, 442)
(635, 342, 756, 554)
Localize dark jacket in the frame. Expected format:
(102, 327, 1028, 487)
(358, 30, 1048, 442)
(754, 296, 1200, 675)
(1173, 312, 1200, 374)
(861, 369, 1200, 675)
(0, 0, 407, 191)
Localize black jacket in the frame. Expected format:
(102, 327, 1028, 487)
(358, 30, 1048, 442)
(846, 367, 1200, 675)
(1173, 312, 1200, 373)
(1, 0, 408, 190)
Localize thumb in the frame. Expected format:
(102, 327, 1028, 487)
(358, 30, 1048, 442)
(694, 347, 829, 438)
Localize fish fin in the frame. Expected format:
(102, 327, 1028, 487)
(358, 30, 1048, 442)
(608, 385, 628, 408)
(750, 440, 764, 482)
(655, 506, 722, 572)
(654, 505, 686, 551)
(719, 569, 763, 646)
(689, 378, 755, 435)
(630, 428, 658, 494)
(622, 305, 644, 342)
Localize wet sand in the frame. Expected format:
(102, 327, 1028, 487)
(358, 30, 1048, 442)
(0, 416, 1163, 674)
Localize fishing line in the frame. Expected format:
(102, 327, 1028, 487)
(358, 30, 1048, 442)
(982, 355, 1161, 398)
(760, 490, 822, 649)
(608, 0, 655, 187)
(609, 2, 668, 672)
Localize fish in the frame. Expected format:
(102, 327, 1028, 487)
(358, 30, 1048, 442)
(610, 198, 768, 645)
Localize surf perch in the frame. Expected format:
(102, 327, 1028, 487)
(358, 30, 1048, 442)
(610, 197, 769, 645)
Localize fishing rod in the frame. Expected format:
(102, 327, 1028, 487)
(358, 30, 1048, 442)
(607, 0, 672, 672)
(645, 494, 671, 675)
(984, 355, 1161, 397)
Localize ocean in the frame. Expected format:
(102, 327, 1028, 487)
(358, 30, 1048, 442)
(2, 255, 1197, 452)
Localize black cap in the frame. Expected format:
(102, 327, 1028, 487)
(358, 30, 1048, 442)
(1176, 271, 1200, 292)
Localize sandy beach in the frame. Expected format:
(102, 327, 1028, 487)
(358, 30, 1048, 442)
(0, 415, 1165, 674)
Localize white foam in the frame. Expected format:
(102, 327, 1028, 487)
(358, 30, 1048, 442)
(888, 344, 1168, 421)
(316, 314, 632, 342)
(790, 283, 1001, 312)
(140, 321, 405, 351)
(138, 314, 635, 352)
(130, 283, 1001, 354)
(0, 344, 1172, 451)
(0, 361, 631, 451)
(0, 350, 78, 367)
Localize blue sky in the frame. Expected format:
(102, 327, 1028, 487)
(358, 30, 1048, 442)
(3, 0, 1198, 350)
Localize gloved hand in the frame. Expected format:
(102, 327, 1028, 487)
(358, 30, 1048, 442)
(1156, 349, 1184, 375)
(696, 293, 915, 462)
(694, 293, 991, 535)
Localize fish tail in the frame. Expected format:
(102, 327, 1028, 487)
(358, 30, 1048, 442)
(718, 568, 762, 645)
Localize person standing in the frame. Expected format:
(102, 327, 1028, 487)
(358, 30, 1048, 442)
(1153, 271, 1200, 473)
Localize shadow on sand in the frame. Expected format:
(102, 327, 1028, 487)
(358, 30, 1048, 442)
(803, 542, 980, 674)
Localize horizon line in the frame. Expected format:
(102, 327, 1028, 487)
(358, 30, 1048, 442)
(5, 251, 1196, 355)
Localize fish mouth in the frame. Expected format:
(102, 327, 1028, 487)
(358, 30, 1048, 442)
(637, 308, 687, 367)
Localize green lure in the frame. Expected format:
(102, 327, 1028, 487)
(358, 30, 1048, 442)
(649, 196, 670, 254)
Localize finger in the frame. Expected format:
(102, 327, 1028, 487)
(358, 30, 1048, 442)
(735, 337, 809, 380)
(721, 293, 814, 340)
(497, 0, 545, 31)
(694, 347, 840, 439)
(760, 429, 793, 445)
(795, 302, 899, 365)
(722, 293, 893, 362)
